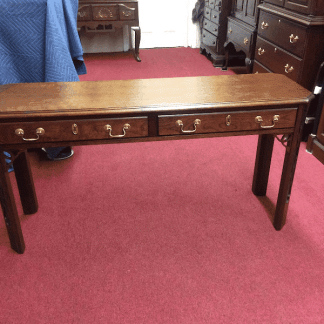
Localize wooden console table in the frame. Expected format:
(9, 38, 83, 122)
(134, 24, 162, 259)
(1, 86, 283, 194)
(77, 0, 141, 61)
(0, 74, 313, 254)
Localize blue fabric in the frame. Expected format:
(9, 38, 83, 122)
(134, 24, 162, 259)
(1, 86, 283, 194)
(0, 0, 86, 85)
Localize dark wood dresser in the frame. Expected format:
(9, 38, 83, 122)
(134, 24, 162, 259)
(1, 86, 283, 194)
(200, 0, 233, 67)
(77, 0, 141, 61)
(252, 1, 324, 91)
(223, 0, 261, 72)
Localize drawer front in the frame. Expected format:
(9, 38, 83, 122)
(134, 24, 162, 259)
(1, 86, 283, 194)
(204, 7, 211, 20)
(202, 29, 217, 47)
(258, 10, 307, 58)
(253, 60, 272, 74)
(210, 9, 220, 25)
(227, 20, 253, 53)
(92, 5, 118, 21)
(119, 4, 136, 21)
(0, 117, 148, 145)
(77, 5, 91, 21)
(203, 18, 219, 36)
(255, 37, 302, 82)
(158, 109, 297, 136)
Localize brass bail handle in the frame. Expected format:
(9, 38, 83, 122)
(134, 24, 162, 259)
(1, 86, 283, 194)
(176, 119, 201, 133)
(255, 115, 280, 129)
(104, 123, 130, 138)
(15, 127, 45, 141)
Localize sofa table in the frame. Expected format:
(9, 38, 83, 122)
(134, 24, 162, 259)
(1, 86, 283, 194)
(0, 74, 313, 254)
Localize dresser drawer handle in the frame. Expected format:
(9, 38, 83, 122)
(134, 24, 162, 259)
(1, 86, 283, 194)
(176, 119, 201, 133)
(228, 28, 232, 34)
(104, 123, 130, 137)
(255, 115, 280, 129)
(15, 127, 45, 141)
(284, 64, 294, 73)
(289, 34, 299, 43)
(258, 48, 265, 55)
(243, 38, 249, 45)
(261, 21, 269, 29)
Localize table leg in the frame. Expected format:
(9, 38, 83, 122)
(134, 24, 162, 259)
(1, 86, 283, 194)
(252, 134, 275, 196)
(13, 151, 38, 215)
(0, 150, 25, 254)
(131, 26, 141, 62)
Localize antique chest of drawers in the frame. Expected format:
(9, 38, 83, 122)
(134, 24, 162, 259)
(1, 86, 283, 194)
(200, 0, 232, 67)
(223, 0, 261, 72)
(253, 2, 324, 91)
(77, 0, 141, 61)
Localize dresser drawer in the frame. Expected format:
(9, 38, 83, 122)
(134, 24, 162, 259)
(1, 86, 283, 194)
(203, 18, 218, 36)
(202, 29, 217, 47)
(255, 37, 302, 82)
(227, 19, 254, 53)
(253, 60, 272, 74)
(158, 109, 297, 136)
(204, 7, 211, 20)
(92, 5, 118, 21)
(0, 117, 148, 145)
(258, 10, 307, 58)
(210, 9, 220, 25)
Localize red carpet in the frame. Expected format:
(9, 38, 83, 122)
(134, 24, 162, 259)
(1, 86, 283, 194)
(1, 48, 324, 323)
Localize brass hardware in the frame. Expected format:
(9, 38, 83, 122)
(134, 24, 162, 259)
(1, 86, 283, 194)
(258, 48, 265, 55)
(289, 34, 299, 43)
(244, 38, 249, 45)
(72, 124, 78, 135)
(228, 28, 232, 34)
(274, 47, 277, 53)
(255, 115, 280, 129)
(104, 123, 130, 138)
(97, 8, 113, 18)
(255, 71, 259, 74)
(122, 11, 132, 17)
(226, 115, 231, 126)
(176, 119, 201, 133)
(284, 64, 294, 73)
(15, 127, 45, 141)
(261, 21, 269, 29)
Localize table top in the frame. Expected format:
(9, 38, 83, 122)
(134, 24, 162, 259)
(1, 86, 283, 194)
(0, 74, 312, 119)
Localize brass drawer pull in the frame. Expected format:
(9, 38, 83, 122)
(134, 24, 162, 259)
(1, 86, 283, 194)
(176, 119, 201, 133)
(255, 115, 280, 129)
(258, 48, 265, 55)
(289, 34, 299, 43)
(244, 38, 249, 45)
(284, 64, 294, 73)
(228, 28, 232, 34)
(226, 115, 231, 126)
(15, 127, 45, 141)
(261, 21, 269, 29)
(104, 123, 130, 137)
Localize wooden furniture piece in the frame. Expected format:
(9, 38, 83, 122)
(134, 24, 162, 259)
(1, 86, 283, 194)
(222, 0, 261, 72)
(307, 62, 324, 164)
(200, 0, 232, 67)
(0, 74, 313, 254)
(252, 1, 324, 91)
(77, 0, 141, 62)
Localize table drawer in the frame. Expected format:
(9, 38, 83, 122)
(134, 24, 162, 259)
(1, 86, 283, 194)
(255, 37, 302, 82)
(0, 117, 148, 144)
(77, 5, 92, 21)
(92, 5, 118, 21)
(203, 18, 218, 36)
(158, 109, 297, 136)
(258, 10, 307, 58)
